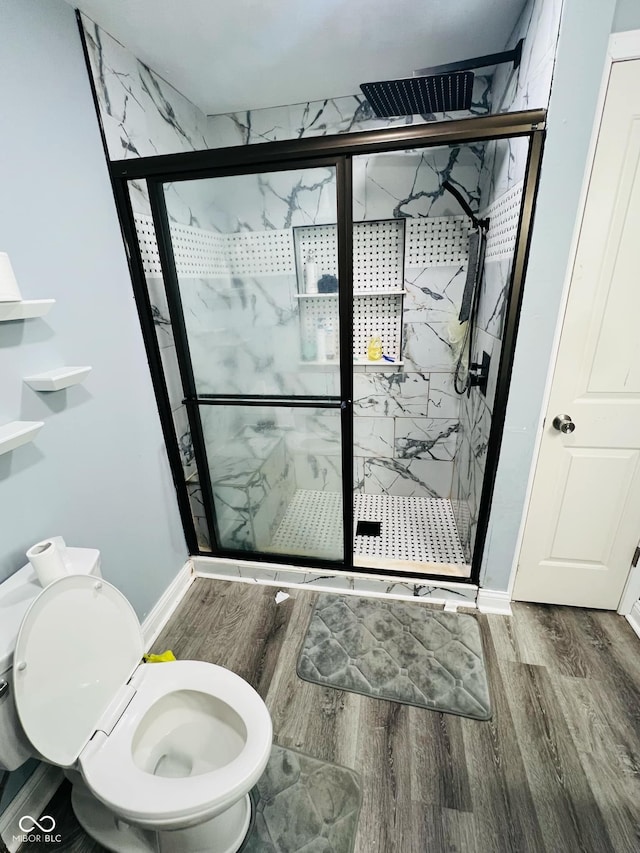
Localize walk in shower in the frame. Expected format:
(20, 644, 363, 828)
(113, 112, 543, 585)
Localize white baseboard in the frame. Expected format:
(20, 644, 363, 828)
(476, 588, 513, 616)
(626, 601, 640, 641)
(141, 560, 194, 649)
(0, 764, 63, 852)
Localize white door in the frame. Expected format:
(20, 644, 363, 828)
(514, 58, 640, 609)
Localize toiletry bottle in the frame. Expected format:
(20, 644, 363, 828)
(324, 322, 336, 360)
(367, 334, 383, 361)
(304, 251, 318, 294)
(302, 335, 317, 362)
(315, 320, 326, 361)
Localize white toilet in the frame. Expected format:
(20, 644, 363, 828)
(0, 550, 272, 853)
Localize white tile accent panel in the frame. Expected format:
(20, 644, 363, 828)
(405, 216, 471, 266)
(483, 180, 524, 261)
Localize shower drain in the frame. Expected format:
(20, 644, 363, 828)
(356, 520, 382, 537)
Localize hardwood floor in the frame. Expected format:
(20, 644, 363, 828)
(24, 579, 640, 852)
(150, 580, 640, 853)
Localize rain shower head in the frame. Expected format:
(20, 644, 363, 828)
(361, 39, 524, 119)
(360, 72, 474, 118)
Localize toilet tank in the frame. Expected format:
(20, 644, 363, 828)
(0, 547, 101, 770)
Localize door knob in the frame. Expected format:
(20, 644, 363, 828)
(552, 414, 575, 434)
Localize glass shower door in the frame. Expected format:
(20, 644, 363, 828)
(150, 164, 349, 562)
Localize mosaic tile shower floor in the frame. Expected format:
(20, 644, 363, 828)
(269, 489, 467, 566)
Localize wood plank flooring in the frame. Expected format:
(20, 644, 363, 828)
(22, 580, 640, 852)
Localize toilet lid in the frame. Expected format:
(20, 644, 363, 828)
(13, 575, 143, 767)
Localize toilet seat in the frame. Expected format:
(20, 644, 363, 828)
(13, 575, 143, 767)
(78, 660, 272, 829)
(13, 575, 272, 832)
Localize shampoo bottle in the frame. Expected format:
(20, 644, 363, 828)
(304, 252, 318, 293)
(324, 323, 336, 360)
(315, 320, 326, 361)
(367, 334, 383, 361)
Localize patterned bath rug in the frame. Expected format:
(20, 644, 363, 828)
(297, 594, 491, 720)
(241, 745, 362, 852)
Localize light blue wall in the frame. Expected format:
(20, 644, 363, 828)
(613, 0, 640, 32)
(0, 0, 187, 611)
(480, 0, 618, 590)
(0, 0, 189, 820)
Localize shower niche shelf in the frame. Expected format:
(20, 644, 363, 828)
(24, 366, 92, 392)
(299, 359, 405, 368)
(0, 299, 55, 322)
(294, 289, 407, 298)
(293, 219, 406, 364)
(0, 421, 44, 455)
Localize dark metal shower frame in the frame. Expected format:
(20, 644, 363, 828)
(107, 110, 545, 587)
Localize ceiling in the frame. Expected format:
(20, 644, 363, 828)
(68, 0, 528, 116)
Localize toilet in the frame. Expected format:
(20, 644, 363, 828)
(0, 550, 272, 853)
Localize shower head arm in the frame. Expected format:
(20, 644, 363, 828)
(414, 38, 523, 78)
(441, 181, 489, 232)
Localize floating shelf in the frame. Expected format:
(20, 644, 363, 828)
(0, 421, 44, 455)
(0, 299, 55, 322)
(24, 366, 92, 392)
(294, 290, 406, 299)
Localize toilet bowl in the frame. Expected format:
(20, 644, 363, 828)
(11, 574, 272, 853)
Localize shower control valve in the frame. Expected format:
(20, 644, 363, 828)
(468, 351, 490, 396)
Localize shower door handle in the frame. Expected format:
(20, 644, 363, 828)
(552, 414, 575, 434)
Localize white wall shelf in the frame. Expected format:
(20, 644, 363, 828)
(0, 299, 55, 322)
(0, 421, 44, 455)
(24, 366, 92, 392)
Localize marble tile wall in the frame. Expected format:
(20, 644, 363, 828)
(207, 76, 492, 149)
(83, 6, 561, 562)
(349, 144, 484, 498)
(131, 183, 219, 550)
(81, 5, 221, 552)
(159, 149, 482, 503)
(451, 0, 564, 561)
(490, 0, 563, 118)
(81, 15, 209, 160)
(199, 416, 296, 553)
(81, 15, 231, 551)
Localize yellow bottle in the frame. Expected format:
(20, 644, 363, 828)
(367, 335, 383, 361)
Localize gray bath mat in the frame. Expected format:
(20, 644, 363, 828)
(241, 745, 361, 852)
(297, 594, 491, 720)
